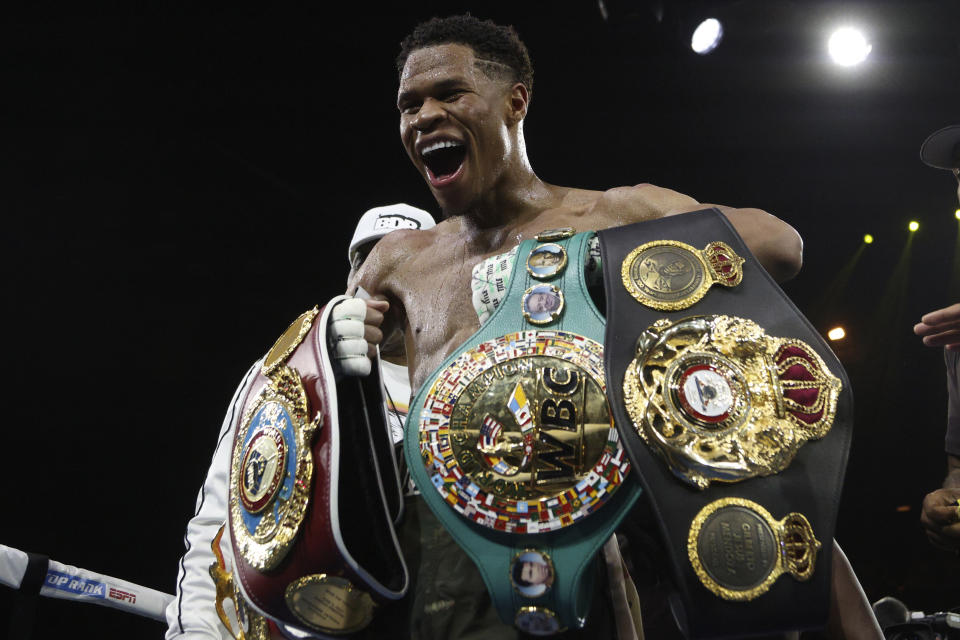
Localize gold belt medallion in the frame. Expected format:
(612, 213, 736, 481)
(622, 315, 841, 489)
(261, 307, 318, 376)
(418, 331, 631, 533)
(621, 240, 744, 311)
(230, 366, 320, 570)
(515, 606, 565, 636)
(284, 574, 376, 634)
(688, 498, 820, 601)
(535, 227, 576, 242)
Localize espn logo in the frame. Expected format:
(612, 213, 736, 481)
(109, 587, 137, 604)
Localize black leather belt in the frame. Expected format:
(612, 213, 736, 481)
(599, 209, 853, 638)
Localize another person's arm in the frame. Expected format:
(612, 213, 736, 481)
(916, 305, 960, 550)
(165, 362, 260, 640)
(914, 303, 960, 351)
(921, 455, 960, 550)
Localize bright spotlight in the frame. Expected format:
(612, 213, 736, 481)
(692, 18, 723, 54)
(863, 234, 874, 244)
(908, 220, 919, 232)
(955, 209, 960, 220)
(827, 327, 846, 341)
(828, 27, 872, 66)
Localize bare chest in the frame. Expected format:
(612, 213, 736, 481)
(392, 241, 498, 391)
(394, 208, 626, 391)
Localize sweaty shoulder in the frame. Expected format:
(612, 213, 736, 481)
(347, 222, 453, 296)
(593, 184, 803, 282)
(590, 184, 700, 225)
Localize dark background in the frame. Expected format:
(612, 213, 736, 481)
(3, 1, 959, 637)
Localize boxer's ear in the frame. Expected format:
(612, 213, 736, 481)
(506, 82, 529, 124)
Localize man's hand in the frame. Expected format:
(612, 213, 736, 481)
(914, 303, 960, 350)
(920, 487, 960, 551)
(329, 297, 389, 377)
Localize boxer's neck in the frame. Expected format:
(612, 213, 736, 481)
(455, 172, 566, 245)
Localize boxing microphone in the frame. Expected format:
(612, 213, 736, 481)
(873, 596, 910, 629)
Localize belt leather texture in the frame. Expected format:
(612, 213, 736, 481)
(404, 232, 643, 634)
(599, 209, 853, 638)
(229, 298, 408, 635)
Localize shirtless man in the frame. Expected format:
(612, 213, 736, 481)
(344, 15, 879, 639)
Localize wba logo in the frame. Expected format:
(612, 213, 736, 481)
(44, 571, 105, 598)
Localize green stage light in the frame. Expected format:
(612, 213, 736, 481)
(863, 234, 873, 244)
(955, 209, 959, 220)
(908, 221, 919, 232)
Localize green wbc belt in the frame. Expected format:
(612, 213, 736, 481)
(599, 209, 853, 638)
(404, 230, 642, 635)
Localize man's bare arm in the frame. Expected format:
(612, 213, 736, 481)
(668, 199, 803, 283)
(825, 541, 883, 639)
(345, 232, 409, 359)
(613, 184, 803, 283)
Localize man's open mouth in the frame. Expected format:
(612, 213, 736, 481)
(421, 140, 467, 185)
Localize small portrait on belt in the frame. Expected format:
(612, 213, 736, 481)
(522, 285, 564, 324)
(527, 243, 567, 279)
(511, 550, 555, 597)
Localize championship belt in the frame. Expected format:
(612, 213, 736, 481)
(227, 297, 409, 637)
(599, 209, 852, 638)
(405, 231, 642, 635)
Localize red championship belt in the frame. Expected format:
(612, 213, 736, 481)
(227, 297, 408, 636)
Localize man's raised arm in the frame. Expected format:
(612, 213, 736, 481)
(616, 184, 803, 283)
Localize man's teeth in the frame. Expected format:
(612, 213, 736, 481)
(421, 140, 463, 156)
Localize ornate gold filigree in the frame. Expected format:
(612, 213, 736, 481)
(623, 315, 841, 488)
(230, 366, 320, 570)
(208, 526, 269, 640)
(261, 307, 318, 376)
(687, 498, 821, 601)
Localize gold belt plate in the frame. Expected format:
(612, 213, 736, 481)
(623, 315, 841, 489)
(285, 574, 375, 635)
(418, 331, 631, 534)
(688, 498, 821, 601)
(230, 366, 320, 570)
(261, 307, 318, 376)
(620, 240, 744, 311)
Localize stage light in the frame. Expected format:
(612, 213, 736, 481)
(827, 327, 845, 341)
(908, 220, 919, 232)
(691, 18, 723, 54)
(863, 234, 873, 244)
(828, 27, 871, 66)
(955, 209, 960, 220)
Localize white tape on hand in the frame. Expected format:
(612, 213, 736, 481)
(330, 298, 371, 377)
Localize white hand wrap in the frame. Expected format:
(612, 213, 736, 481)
(330, 297, 371, 377)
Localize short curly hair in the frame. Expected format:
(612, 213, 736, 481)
(397, 14, 534, 97)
